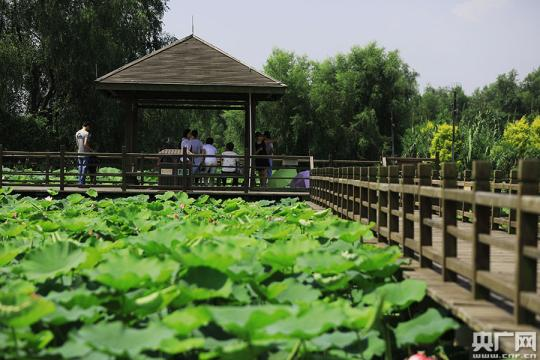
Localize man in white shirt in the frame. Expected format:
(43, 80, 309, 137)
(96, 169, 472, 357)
(221, 142, 239, 186)
(202, 137, 218, 185)
(75, 122, 92, 185)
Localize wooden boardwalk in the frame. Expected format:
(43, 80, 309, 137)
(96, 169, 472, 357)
(7, 185, 309, 198)
(310, 160, 540, 356)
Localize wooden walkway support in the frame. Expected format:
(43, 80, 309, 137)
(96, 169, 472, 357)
(311, 160, 540, 355)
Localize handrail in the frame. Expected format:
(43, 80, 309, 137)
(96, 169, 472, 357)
(310, 159, 540, 326)
(0, 148, 316, 194)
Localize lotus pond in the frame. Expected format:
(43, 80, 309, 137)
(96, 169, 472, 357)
(0, 188, 459, 359)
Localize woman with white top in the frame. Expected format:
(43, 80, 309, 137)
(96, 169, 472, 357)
(220, 142, 239, 186)
(202, 137, 218, 185)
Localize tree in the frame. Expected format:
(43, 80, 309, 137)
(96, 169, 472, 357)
(257, 49, 313, 155)
(430, 123, 461, 163)
(0, 0, 171, 151)
(259, 43, 418, 160)
(401, 120, 436, 158)
(490, 116, 540, 174)
(520, 67, 540, 115)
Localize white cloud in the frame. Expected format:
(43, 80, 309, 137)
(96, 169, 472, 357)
(453, 0, 509, 21)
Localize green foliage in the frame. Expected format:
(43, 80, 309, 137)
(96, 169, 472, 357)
(0, 0, 171, 152)
(260, 44, 417, 159)
(0, 193, 457, 358)
(430, 123, 461, 162)
(490, 116, 540, 173)
(17, 242, 86, 283)
(401, 120, 436, 158)
(394, 309, 459, 347)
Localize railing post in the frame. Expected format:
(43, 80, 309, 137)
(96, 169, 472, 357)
(508, 169, 518, 234)
(360, 167, 368, 224)
(322, 168, 330, 207)
(388, 165, 400, 246)
(377, 166, 388, 243)
(353, 167, 360, 220)
(472, 160, 491, 299)
(243, 152, 249, 193)
(367, 166, 378, 226)
(337, 167, 343, 217)
(45, 153, 50, 185)
(402, 164, 415, 258)
(320, 168, 325, 205)
(313, 168, 323, 205)
(333, 167, 339, 214)
(418, 163, 432, 268)
(432, 169, 441, 216)
(344, 167, 351, 219)
(181, 151, 187, 191)
(314, 168, 319, 205)
(121, 146, 127, 192)
(491, 170, 503, 230)
(514, 159, 539, 323)
(59, 145, 65, 192)
(347, 167, 354, 220)
(462, 169, 472, 222)
(309, 167, 314, 201)
(0, 144, 3, 188)
(342, 167, 347, 217)
(441, 162, 458, 282)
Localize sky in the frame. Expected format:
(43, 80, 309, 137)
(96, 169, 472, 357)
(162, 0, 540, 94)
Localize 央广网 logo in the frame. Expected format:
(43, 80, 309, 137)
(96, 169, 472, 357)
(472, 331, 537, 359)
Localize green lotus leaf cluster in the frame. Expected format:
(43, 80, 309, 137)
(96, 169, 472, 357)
(0, 189, 458, 359)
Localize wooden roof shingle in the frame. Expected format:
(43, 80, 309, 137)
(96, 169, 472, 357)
(95, 35, 286, 95)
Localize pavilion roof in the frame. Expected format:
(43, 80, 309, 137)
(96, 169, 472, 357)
(95, 34, 286, 96)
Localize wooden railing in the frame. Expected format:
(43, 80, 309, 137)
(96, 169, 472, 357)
(0, 145, 312, 194)
(310, 160, 540, 325)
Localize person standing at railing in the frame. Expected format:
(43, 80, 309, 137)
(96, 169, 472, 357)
(179, 129, 191, 151)
(220, 142, 239, 186)
(202, 137, 218, 185)
(254, 131, 269, 187)
(264, 131, 274, 178)
(75, 122, 92, 185)
(189, 129, 203, 184)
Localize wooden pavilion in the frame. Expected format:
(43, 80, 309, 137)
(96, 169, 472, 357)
(95, 34, 286, 157)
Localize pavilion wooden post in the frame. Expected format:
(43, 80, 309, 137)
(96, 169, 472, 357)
(243, 98, 250, 193)
(122, 98, 138, 186)
(250, 94, 257, 189)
